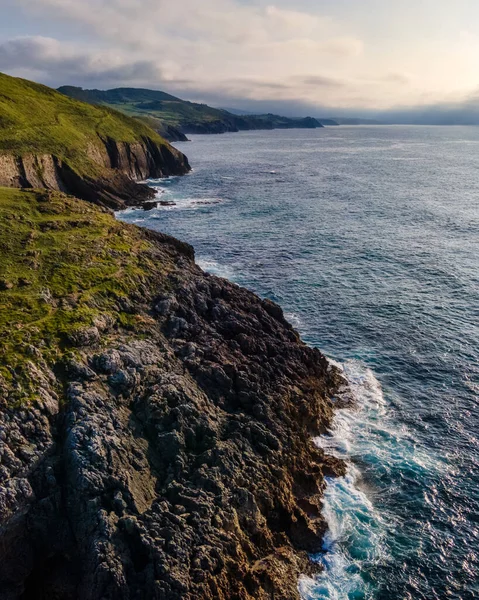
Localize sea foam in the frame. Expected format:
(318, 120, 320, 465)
(299, 358, 446, 599)
(299, 362, 389, 599)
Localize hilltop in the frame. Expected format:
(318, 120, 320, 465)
(58, 86, 325, 138)
(0, 73, 190, 208)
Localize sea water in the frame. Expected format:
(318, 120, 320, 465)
(118, 126, 479, 600)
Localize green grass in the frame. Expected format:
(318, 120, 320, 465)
(57, 86, 242, 129)
(57, 86, 323, 133)
(0, 72, 169, 178)
(0, 187, 172, 404)
(99, 100, 232, 128)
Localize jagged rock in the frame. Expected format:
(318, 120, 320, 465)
(0, 217, 347, 600)
(67, 326, 100, 347)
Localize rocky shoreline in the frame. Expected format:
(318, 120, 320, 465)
(0, 188, 346, 599)
(0, 137, 190, 211)
(0, 71, 346, 598)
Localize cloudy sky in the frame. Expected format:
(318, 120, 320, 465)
(2, 0, 479, 116)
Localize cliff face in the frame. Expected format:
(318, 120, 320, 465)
(180, 116, 324, 135)
(0, 137, 190, 210)
(0, 189, 345, 600)
(160, 124, 189, 142)
(181, 119, 241, 135)
(0, 72, 191, 210)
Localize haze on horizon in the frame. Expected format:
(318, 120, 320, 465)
(2, 0, 479, 122)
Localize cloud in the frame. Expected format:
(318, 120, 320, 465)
(294, 75, 346, 89)
(0, 34, 411, 112)
(0, 36, 164, 85)
(3, 34, 479, 123)
(4, 0, 478, 114)
(14, 0, 364, 80)
(380, 72, 411, 84)
(0, 0, 372, 109)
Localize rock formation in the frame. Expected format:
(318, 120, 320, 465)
(0, 190, 345, 600)
(0, 137, 190, 211)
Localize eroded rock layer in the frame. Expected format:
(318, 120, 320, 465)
(0, 137, 190, 210)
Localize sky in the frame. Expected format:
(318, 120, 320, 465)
(1, 0, 479, 118)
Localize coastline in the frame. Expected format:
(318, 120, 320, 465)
(137, 125, 478, 599)
(2, 70, 479, 600)
(0, 186, 348, 599)
(115, 186, 379, 599)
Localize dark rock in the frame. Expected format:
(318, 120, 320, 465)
(67, 326, 100, 347)
(154, 297, 179, 316)
(65, 359, 97, 381)
(17, 278, 32, 287)
(142, 201, 158, 211)
(262, 298, 285, 322)
(0, 224, 346, 600)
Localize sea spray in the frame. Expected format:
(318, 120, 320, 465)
(299, 360, 448, 599)
(299, 361, 388, 600)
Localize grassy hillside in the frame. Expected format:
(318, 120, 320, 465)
(0, 187, 179, 403)
(58, 86, 324, 134)
(0, 73, 170, 178)
(58, 86, 240, 129)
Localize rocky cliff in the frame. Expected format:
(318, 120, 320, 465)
(0, 138, 190, 210)
(177, 115, 324, 135)
(0, 188, 345, 600)
(0, 72, 191, 210)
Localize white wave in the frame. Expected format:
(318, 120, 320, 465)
(285, 311, 303, 329)
(196, 258, 237, 281)
(299, 463, 385, 600)
(314, 361, 386, 459)
(141, 175, 181, 185)
(149, 194, 224, 211)
(299, 362, 388, 600)
(299, 359, 446, 599)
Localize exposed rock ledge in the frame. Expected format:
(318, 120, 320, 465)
(0, 191, 345, 600)
(0, 137, 190, 210)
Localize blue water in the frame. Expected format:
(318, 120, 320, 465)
(118, 127, 479, 600)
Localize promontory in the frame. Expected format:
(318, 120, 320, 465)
(0, 72, 344, 600)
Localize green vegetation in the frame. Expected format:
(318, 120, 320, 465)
(57, 86, 325, 134)
(0, 72, 169, 178)
(57, 86, 237, 129)
(0, 187, 171, 404)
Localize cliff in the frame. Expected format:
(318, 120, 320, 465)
(0, 73, 190, 209)
(0, 188, 345, 600)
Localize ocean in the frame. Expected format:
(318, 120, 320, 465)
(117, 126, 479, 600)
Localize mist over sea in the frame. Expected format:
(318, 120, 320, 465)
(118, 126, 479, 600)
